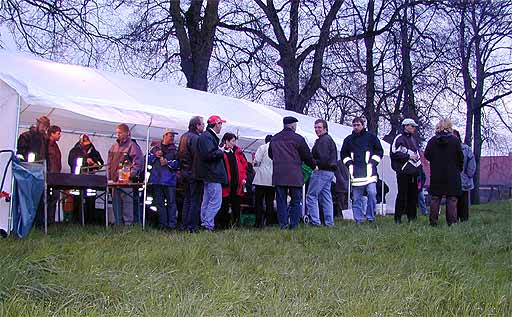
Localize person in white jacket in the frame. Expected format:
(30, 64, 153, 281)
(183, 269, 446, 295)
(253, 135, 274, 228)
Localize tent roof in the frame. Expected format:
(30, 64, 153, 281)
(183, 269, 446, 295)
(0, 50, 388, 154)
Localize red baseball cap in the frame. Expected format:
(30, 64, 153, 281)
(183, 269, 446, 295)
(207, 115, 226, 125)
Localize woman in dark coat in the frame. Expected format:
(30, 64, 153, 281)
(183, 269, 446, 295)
(424, 118, 463, 226)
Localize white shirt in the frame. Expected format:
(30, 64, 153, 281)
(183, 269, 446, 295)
(252, 143, 273, 186)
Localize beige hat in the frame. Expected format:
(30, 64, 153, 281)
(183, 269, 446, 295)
(163, 128, 178, 137)
(401, 118, 418, 127)
(37, 115, 50, 127)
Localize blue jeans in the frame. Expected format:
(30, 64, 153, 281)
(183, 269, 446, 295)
(418, 188, 428, 215)
(200, 182, 222, 230)
(153, 185, 177, 228)
(181, 172, 203, 231)
(275, 186, 302, 229)
(306, 170, 335, 226)
(352, 182, 377, 224)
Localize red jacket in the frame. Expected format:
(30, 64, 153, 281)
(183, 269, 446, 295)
(222, 146, 248, 198)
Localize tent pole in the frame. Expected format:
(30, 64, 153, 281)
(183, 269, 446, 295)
(348, 178, 352, 211)
(8, 94, 22, 234)
(44, 160, 47, 235)
(380, 161, 384, 216)
(142, 118, 152, 231)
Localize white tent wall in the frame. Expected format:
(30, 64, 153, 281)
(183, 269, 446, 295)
(0, 82, 20, 231)
(380, 156, 397, 214)
(0, 51, 285, 142)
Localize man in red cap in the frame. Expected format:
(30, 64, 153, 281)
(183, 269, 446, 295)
(196, 115, 228, 231)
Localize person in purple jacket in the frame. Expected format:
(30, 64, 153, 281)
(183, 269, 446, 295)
(107, 123, 144, 225)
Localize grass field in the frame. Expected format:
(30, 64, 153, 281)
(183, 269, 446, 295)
(1, 201, 511, 316)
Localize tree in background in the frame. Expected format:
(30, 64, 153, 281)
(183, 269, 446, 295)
(0, 0, 222, 91)
(218, 0, 345, 114)
(441, 0, 512, 204)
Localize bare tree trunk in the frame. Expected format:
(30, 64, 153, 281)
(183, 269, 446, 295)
(471, 109, 482, 204)
(219, 0, 343, 114)
(281, 54, 301, 112)
(364, 0, 378, 134)
(400, 0, 418, 125)
(170, 0, 219, 91)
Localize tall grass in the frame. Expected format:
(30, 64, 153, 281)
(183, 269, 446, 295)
(1, 201, 510, 316)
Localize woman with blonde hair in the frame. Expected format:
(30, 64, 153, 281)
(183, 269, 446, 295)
(424, 118, 464, 226)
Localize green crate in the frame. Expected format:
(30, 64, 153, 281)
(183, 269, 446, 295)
(240, 213, 256, 226)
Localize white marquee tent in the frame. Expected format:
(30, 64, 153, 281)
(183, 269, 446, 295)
(0, 50, 396, 232)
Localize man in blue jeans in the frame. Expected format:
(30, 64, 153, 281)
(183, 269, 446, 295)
(197, 115, 228, 231)
(306, 119, 338, 226)
(269, 116, 316, 229)
(340, 117, 383, 224)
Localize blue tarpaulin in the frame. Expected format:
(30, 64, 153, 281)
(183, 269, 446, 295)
(11, 160, 44, 238)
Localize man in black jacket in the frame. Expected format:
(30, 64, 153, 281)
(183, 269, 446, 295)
(197, 115, 227, 231)
(390, 118, 422, 224)
(269, 116, 316, 229)
(340, 117, 383, 224)
(178, 116, 205, 232)
(17, 115, 50, 162)
(305, 119, 338, 226)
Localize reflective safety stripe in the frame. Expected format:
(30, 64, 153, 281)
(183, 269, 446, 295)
(365, 151, 370, 163)
(367, 163, 372, 179)
(351, 175, 377, 186)
(371, 155, 381, 162)
(343, 157, 352, 164)
(349, 165, 354, 178)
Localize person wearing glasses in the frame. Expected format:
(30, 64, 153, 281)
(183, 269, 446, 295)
(340, 117, 384, 224)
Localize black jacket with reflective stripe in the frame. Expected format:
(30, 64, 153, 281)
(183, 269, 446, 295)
(340, 129, 383, 186)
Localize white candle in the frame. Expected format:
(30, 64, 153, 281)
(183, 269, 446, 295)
(74, 157, 83, 175)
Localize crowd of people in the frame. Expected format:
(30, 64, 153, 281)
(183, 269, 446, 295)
(16, 113, 476, 232)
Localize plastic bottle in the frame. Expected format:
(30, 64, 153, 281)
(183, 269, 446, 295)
(122, 153, 132, 183)
(117, 161, 125, 183)
(117, 153, 131, 183)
